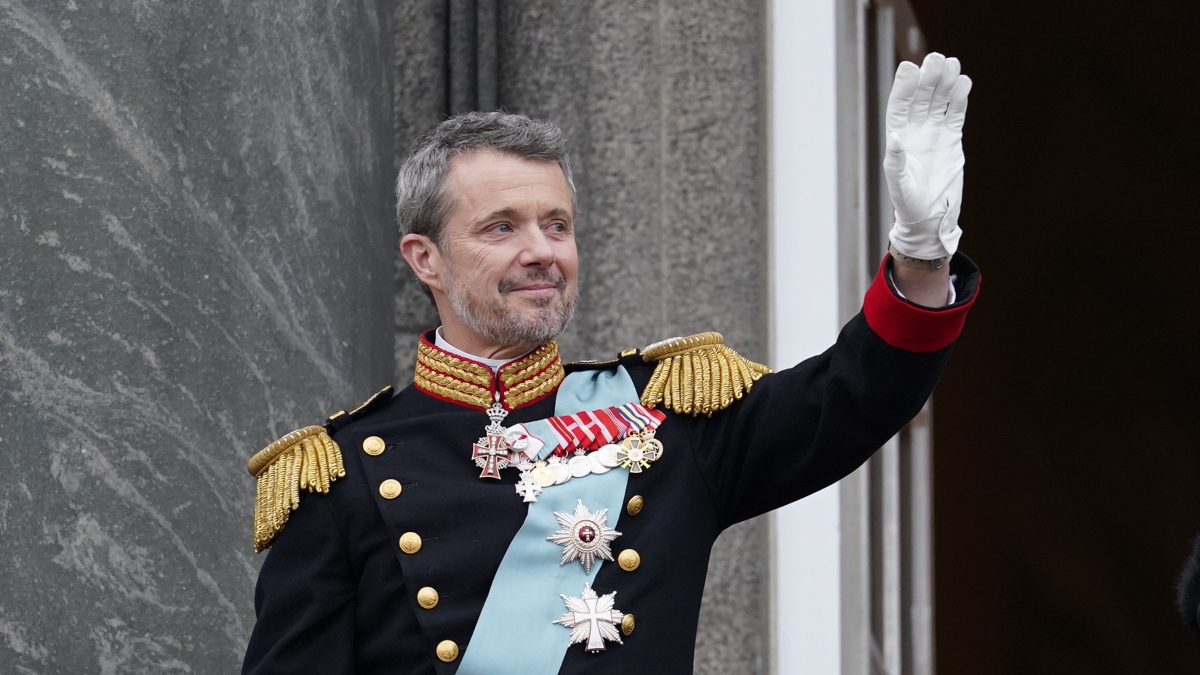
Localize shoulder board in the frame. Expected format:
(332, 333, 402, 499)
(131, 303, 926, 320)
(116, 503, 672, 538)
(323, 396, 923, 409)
(639, 332, 771, 416)
(245, 385, 395, 552)
(563, 357, 620, 372)
(324, 385, 395, 433)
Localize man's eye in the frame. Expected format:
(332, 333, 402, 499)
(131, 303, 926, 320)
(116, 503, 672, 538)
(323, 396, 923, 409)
(493, 223, 513, 233)
(548, 222, 568, 233)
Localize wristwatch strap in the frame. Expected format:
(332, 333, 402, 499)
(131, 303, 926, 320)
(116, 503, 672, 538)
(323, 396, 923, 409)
(888, 242, 950, 271)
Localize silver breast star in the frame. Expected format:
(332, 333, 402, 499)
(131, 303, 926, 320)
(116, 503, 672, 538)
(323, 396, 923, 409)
(546, 500, 621, 573)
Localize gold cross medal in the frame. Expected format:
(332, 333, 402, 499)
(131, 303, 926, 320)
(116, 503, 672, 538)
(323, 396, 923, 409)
(617, 429, 664, 473)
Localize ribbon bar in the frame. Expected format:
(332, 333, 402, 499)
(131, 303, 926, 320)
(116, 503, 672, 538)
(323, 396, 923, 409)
(505, 403, 666, 463)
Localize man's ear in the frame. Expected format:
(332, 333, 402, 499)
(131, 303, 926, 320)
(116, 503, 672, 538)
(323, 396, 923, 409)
(399, 234, 445, 293)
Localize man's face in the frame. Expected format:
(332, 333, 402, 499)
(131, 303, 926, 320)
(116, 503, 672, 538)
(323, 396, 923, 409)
(435, 149, 578, 348)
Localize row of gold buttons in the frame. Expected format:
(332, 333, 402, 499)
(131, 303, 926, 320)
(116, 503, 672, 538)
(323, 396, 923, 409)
(363, 436, 459, 663)
(620, 494, 643, 573)
(617, 493, 644, 635)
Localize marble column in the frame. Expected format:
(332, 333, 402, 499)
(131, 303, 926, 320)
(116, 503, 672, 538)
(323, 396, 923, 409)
(392, 1, 447, 381)
(0, 1, 395, 672)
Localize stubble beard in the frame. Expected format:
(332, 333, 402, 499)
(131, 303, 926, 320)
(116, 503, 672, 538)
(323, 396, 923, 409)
(444, 263, 577, 348)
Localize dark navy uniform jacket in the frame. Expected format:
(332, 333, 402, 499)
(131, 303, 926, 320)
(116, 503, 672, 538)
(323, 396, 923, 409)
(242, 254, 979, 674)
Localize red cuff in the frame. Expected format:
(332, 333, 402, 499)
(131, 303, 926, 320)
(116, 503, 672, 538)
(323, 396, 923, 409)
(862, 254, 977, 353)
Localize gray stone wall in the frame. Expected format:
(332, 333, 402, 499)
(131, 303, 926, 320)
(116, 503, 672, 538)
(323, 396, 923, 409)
(392, 2, 771, 672)
(392, 1, 447, 383)
(0, 1, 395, 672)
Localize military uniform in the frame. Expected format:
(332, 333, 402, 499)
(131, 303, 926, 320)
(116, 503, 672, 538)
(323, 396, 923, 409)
(242, 254, 979, 674)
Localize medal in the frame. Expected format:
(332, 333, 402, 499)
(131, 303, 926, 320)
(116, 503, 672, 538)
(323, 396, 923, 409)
(514, 465, 543, 502)
(547, 456, 572, 485)
(567, 455, 592, 479)
(530, 460, 557, 488)
(471, 395, 512, 479)
(617, 429, 663, 473)
(547, 500, 622, 573)
(554, 584, 626, 652)
(594, 444, 621, 468)
(497, 404, 667, 499)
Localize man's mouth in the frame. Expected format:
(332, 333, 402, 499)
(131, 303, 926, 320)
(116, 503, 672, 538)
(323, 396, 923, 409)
(500, 274, 566, 296)
(505, 285, 561, 301)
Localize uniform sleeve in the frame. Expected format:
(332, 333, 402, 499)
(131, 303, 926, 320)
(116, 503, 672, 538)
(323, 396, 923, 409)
(689, 252, 980, 528)
(242, 491, 356, 675)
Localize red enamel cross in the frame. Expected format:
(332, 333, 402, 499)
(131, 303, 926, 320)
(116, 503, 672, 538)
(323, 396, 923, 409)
(472, 429, 511, 480)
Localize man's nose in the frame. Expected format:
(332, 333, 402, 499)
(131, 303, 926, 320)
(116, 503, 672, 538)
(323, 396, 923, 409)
(518, 227, 556, 268)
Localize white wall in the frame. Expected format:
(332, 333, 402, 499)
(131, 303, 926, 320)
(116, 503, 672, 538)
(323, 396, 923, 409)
(769, 1, 842, 674)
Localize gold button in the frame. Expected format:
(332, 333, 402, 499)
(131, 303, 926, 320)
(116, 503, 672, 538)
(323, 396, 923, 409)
(619, 348, 638, 357)
(378, 479, 402, 499)
(618, 549, 641, 572)
(436, 639, 459, 662)
(417, 586, 439, 609)
(621, 613, 636, 635)
(362, 436, 386, 456)
(626, 495, 644, 516)
(399, 532, 422, 554)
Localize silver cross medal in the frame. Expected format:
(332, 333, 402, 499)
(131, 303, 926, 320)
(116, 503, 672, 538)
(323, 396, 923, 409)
(554, 584, 625, 652)
(514, 463, 542, 502)
(472, 395, 512, 479)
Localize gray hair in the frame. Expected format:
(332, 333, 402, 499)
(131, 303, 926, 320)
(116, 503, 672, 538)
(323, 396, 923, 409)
(395, 112, 576, 248)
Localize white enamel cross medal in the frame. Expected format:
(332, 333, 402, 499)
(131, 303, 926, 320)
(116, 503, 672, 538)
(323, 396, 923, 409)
(514, 465, 543, 502)
(554, 584, 625, 652)
(472, 395, 512, 479)
(617, 429, 664, 473)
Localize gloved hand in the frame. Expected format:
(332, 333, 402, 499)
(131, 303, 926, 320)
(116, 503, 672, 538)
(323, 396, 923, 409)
(884, 52, 972, 261)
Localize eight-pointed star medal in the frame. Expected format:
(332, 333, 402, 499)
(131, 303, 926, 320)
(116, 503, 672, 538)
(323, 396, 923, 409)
(547, 500, 621, 573)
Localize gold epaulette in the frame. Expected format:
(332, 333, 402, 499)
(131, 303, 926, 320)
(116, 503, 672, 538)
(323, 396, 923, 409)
(243, 386, 393, 550)
(246, 426, 345, 552)
(639, 332, 772, 416)
(242, 386, 393, 550)
(244, 385, 394, 552)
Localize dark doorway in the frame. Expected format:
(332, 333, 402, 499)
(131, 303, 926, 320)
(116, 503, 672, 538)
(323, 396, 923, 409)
(907, 0, 1200, 672)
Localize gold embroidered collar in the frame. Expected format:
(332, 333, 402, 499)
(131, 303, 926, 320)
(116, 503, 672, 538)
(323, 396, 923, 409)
(413, 332, 565, 410)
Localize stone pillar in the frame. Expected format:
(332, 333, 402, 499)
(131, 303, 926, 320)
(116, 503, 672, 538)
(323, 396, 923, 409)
(391, 2, 771, 672)
(392, 1, 447, 379)
(0, 1, 395, 672)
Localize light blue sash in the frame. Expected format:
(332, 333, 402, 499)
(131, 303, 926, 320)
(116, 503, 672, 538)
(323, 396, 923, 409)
(457, 366, 638, 674)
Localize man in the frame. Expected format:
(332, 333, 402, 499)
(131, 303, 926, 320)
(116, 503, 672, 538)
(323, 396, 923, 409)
(242, 53, 978, 674)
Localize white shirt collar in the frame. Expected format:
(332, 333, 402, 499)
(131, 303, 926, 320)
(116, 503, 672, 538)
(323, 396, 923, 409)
(433, 327, 532, 373)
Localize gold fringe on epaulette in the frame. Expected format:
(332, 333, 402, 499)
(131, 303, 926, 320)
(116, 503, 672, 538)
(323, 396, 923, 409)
(246, 426, 345, 552)
(640, 332, 772, 416)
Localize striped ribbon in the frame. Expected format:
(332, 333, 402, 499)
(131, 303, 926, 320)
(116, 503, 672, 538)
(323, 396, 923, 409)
(506, 404, 665, 462)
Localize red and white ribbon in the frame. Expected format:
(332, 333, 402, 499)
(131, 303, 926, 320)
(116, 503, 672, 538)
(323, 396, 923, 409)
(505, 403, 665, 463)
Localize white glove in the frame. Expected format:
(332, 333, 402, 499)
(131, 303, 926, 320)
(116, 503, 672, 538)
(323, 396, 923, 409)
(884, 52, 972, 260)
